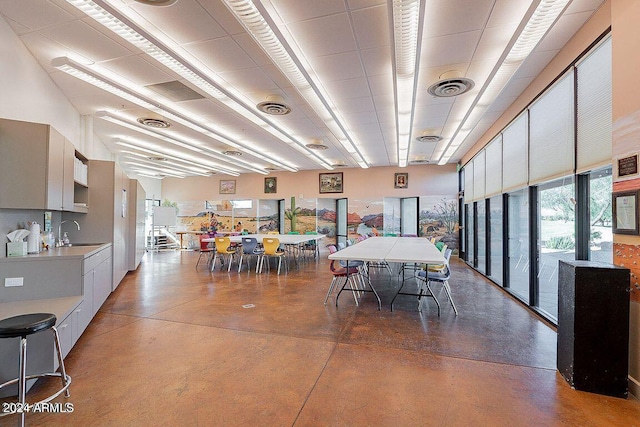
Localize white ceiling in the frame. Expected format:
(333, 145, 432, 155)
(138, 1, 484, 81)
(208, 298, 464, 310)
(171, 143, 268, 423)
(0, 0, 605, 178)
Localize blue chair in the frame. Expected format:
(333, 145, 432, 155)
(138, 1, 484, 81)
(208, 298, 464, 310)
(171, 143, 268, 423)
(237, 237, 263, 273)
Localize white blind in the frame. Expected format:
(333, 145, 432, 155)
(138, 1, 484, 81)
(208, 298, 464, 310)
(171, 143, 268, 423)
(473, 150, 486, 201)
(502, 113, 529, 192)
(484, 135, 502, 197)
(576, 37, 612, 173)
(463, 160, 474, 203)
(529, 72, 575, 184)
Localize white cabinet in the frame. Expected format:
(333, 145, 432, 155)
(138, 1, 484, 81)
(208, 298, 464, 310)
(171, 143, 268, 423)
(83, 246, 113, 315)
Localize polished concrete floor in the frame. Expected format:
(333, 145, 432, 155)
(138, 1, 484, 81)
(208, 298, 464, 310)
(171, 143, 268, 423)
(6, 249, 640, 426)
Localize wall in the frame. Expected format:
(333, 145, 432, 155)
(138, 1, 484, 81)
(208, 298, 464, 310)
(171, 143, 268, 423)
(611, 0, 640, 398)
(162, 164, 457, 201)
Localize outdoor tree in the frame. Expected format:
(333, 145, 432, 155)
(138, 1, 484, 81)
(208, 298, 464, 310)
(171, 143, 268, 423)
(433, 199, 458, 234)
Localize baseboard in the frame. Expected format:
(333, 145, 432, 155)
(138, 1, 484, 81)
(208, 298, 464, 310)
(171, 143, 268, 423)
(630, 375, 640, 399)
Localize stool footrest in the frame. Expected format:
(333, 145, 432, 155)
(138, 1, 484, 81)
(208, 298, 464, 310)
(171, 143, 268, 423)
(0, 372, 72, 417)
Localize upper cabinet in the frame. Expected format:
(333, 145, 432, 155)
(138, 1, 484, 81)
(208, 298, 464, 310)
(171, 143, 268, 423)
(0, 118, 88, 212)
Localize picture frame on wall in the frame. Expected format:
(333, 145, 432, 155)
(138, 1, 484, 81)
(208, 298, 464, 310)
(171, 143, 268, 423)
(394, 172, 408, 189)
(264, 177, 277, 193)
(319, 172, 343, 194)
(219, 180, 236, 195)
(613, 191, 639, 235)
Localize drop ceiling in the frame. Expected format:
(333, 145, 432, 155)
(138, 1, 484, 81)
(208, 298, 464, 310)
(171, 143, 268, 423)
(0, 0, 605, 178)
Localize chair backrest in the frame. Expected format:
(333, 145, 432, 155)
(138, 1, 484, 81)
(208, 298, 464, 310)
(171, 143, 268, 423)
(214, 236, 232, 253)
(267, 231, 279, 235)
(263, 238, 281, 255)
(287, 231, 300, 235)
(199, 234, 211, 250)
(327, 244, 338, 254)
(337, 242, 345, 250)
(305, 231, 318, 235)
(241, 237, 259, 254)
(435, 241, 445, 251)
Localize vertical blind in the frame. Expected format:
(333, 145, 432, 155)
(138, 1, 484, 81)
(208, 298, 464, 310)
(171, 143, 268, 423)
(473, 150, 486, 201)
(528, 71, 575, 184)
(484, 135, 502, 197)
(502, 113, 529, 192)
(576, 37, 612, 173)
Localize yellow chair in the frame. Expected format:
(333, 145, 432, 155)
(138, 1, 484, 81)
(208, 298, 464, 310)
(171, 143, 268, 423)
(267, 231, 279, 235)
(260, 237, 287, 274)
(211, 236, 236, 272)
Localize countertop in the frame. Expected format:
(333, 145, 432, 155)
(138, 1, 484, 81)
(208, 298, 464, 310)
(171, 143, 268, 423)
(0, 296, 83, 324)
(0, 243, 111, 263)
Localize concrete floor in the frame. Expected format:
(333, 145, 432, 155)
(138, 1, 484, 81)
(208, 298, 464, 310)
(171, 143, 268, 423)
(5, 249, 640, 426)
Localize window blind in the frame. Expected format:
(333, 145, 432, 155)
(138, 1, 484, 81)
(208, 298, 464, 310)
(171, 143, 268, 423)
(502, 113, 528, 192)
(473, 150, 486, 201)
(576, 37, 612, 173)
(529, 72, 575, 184)
(484, 135, 502, 197)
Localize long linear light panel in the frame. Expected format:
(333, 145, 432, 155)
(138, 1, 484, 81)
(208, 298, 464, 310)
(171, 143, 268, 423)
(65, 0, 333, 170)
(95, 110, 267, 175)
(52, 55, 295, 172)
(391, 0, 425, 168)
(222, 0, 369, 169)
(436, 0, 571, 165)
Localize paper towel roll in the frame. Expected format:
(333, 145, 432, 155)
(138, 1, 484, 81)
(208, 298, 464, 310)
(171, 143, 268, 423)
(27, 222, 41, 254)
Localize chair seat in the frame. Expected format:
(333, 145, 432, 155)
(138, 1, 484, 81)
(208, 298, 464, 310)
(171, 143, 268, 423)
(0, 313, 57, 338)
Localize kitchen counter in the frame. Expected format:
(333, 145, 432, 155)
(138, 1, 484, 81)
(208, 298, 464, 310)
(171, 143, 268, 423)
(0, 243, 111, 262)
(0, 296, 83, 324)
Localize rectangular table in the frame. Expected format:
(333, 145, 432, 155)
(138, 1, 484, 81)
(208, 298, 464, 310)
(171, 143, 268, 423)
(328, 237, 445, 310)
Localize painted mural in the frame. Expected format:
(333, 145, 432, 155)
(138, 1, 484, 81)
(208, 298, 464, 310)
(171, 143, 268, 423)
(167, 195, 459, 251)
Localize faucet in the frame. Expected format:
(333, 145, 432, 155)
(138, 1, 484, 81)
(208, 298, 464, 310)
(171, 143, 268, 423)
(58, 220, 80, 246)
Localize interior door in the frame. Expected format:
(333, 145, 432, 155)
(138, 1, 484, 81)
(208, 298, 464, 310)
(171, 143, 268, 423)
(277, 199, 285, 234)
(400, 197, 418, 236)
(336, 198, 348, 247)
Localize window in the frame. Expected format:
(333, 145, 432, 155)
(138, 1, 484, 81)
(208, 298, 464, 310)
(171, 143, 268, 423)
(537, 176, 575, 320)
(466, 203, 474, 266)
(477, 201, 486, 274)
(489, 196, 503, 285)
(589, 167, 613, 263)
(507, 189, 529, 303)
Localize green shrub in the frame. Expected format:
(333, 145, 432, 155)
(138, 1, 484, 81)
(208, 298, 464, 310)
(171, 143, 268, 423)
(546, 235, 575, 250)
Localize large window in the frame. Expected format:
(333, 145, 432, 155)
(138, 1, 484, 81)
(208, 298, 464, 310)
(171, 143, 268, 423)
(589, 168, 613, 263)
(466, 203, 474, 266)
(507, 189, 529, 303)
(477, 201, 486, 274)
(489, 196, 503, 285)
(537, 176, 575, 320)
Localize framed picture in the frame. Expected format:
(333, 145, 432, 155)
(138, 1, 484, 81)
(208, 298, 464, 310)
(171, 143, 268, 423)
(319, 172, 343, 194)
(613, 191, 639, 235)
(264, 177, 277, 193)
(394, 172, 408, 189)
(219, 180, 236, 194)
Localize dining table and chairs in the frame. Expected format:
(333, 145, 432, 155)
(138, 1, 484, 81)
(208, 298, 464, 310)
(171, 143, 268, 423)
(327, 236, 448, 313)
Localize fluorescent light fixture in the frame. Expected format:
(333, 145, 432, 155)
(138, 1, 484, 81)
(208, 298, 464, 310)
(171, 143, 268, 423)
(65, 0, 333, 170)
(97, 111, 268, 174)
(391, 0, 425, 168)
(52, 56, 297, 172)
(222, 0, 369, 168)
(436, 0, 571, 165)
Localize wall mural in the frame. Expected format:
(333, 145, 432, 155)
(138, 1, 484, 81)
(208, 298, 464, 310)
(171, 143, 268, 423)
(170, 195, 459, 252)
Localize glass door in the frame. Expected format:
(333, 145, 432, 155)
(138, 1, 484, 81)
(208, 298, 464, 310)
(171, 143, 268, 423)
(400, 197, 418, 236)
(336, 198, 348, 247)
(277, 199, 285, 234)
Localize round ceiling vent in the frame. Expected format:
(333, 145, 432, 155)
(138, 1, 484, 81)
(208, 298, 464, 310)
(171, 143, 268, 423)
(132, 0, 179, 6)
(331, 161, 348, 168)
(137, 117, 171, 128)
(265, 166, 279, 171)
(147, 156, 168, 161)
(305, 143, 328, 150)
(427, 77, 475, 97)
(415, 134, 442, 143)
(222, 150, 242, 156)
(257, 95, 292, 115)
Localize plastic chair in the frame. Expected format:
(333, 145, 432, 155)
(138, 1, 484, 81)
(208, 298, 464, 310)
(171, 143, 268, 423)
(418, 249, 457, 315)
(195, 234, 214, 270)
(211, 236, 236, 272)
(303, 231, 319, 259)
(260, 237, 288, 274)
(325, 259, 361, 305)
(267, 231, 279, 235)
(238, 237, 263, 273)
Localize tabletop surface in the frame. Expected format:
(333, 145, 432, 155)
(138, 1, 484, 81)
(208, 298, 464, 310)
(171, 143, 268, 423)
(328, 237, 445, 264)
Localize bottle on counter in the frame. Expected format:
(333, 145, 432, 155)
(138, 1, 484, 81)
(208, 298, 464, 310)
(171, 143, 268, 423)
(63, 232, 69, 246)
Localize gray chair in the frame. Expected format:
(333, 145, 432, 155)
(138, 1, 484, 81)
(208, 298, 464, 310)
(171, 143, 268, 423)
(418, 249, 457, 315)
(237, 237, 263, 273)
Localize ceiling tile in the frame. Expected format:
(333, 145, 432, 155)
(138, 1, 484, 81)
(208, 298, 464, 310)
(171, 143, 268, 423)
(267, 0, 346, 24)
(309, 50, 365, 82)
(185, 37, 257, 73)
(351, 4, 389, 50)
(287, 13, 357, 57)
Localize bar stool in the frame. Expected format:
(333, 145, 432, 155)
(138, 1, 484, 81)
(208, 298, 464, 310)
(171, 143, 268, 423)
(0, 313, 72, 426)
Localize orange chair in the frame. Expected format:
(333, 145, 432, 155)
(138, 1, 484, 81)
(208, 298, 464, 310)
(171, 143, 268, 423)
(259, 237, 287, 274)
(211, 236, 236, 272)
(195, 234, 214, 270)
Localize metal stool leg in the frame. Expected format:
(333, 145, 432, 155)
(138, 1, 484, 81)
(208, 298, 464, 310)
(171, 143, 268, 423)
(18, 336, 27, 427)
(51, 326, 71, 398)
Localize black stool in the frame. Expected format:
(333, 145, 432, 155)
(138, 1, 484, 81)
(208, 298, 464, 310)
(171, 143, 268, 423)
(0, 313, 72, 426)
